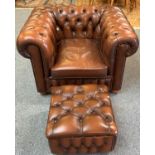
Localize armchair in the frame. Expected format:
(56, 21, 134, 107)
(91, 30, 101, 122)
(17, 5, 139, 94)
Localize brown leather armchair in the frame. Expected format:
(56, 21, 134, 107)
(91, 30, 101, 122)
(17, 5, 139, 94)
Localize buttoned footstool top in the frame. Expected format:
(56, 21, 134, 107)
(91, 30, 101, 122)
(46, 84, 118, 154)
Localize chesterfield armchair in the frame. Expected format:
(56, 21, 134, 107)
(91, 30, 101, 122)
(17, 5, 139, 154)
(17, 5, 139, 94)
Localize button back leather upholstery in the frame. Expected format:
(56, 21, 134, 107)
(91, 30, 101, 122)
(17, 5, 139, 94)
(52, 5, 104, 40)
(46, 84, 117, 154)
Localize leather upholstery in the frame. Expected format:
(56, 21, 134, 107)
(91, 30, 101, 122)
(46, 84, 117, 154)
(48, 77, 112, 90)
(17, 5, 139, 93)
(100, 7, 139, 90)
(52, 39, 107, 78)
(17, 7, 56, 67)
(16, 5, 138, 154)
(17, 6, 57, 93)
(52, 5, 105, 40)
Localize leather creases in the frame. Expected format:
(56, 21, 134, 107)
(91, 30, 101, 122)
(17, 4, 139, 93)
(46, 84, 117, 154)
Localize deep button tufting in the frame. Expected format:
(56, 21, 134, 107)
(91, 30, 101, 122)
(86, 92, 96, 100)
(62, 93, 73, 100)
(78, 115, 84, 122)
(60, 138, 70, 148)
(86, 108, 97, 115)
(98, 100, 105, 107)
(17, 5, 138, 153)
(74, 86, 84, 93)
(59, 9, 63, 14)
(39, 32, 45, 37)
(46, 84, 117, 154)
(51, 96, 63, 106)
(94, 9, 98, 12)
(84, 137, 93, 147)
(97, 87, 106, 93)
(55, 89, 63, 95)
(64, 108, 72, 113)
(104, 113, 113, 123)
(83, 9, 86, 13)
(65, 18, 69, 22)
(100, 6, 139, 81)
(103, 99, 111, 106)
(71, 9, 74, 13)
(76, 18, 81, 23)
(72, 137, 81, 148)
(17, 6, 57, 68)
(51, 116, 59, 123)
(113, 32, 119, 36)
(47, 84, 116, 135)
(75, 100, 84, 106)
(53, 101, 61, 107)
(94, 137, 104, 147)
(48, 107, 65, 122)
(50, 5, 104, 40)
(88, 17, 92, 22)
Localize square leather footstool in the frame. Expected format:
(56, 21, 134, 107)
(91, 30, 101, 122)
(46, 84, 118, 154)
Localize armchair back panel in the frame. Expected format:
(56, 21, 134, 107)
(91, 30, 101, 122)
(52, 5, 105, 40)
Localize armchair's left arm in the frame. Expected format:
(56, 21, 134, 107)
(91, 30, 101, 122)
(17, 6, 56, 93)
(100, 6, 139, 92)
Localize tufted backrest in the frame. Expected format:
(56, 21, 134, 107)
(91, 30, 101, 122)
(51, 5, 106, 40)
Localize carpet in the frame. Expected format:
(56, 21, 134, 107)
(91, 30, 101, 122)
(16, 0, 73, 8)
(15, 9, 140, 155)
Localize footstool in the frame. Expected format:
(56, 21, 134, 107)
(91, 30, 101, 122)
(46, 84, 118, 154)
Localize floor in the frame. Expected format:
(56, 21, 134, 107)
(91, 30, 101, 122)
(15, 0, 140, 27)
(15, 9, 139, 155)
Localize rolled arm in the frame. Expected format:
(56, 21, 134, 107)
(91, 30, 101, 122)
(100, 6, 139, 91)
(17, 6, 56, 68)
(16, 6, 56, 93)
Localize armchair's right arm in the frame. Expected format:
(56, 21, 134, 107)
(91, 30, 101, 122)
(17, 6, 56, 93)
(100, 6, 139, 92)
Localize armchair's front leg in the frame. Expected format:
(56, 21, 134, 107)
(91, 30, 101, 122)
(17, 6, 56, 94)
(100, 6, 139, 92)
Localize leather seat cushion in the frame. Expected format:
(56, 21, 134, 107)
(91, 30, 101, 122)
(51, 39, 107, 78)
